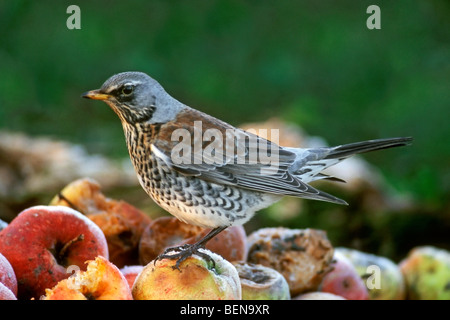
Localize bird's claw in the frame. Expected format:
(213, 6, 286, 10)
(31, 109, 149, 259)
(154, 244, 216, 271)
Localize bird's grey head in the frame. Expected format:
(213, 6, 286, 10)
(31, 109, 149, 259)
(83, 72, 184, 124)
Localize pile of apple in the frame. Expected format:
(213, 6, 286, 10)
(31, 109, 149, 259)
(0, 178, 449, 300)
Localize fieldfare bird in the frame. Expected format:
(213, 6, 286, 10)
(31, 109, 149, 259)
(83, 71, 412, 269)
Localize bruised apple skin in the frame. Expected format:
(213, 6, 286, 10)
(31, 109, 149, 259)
(319, 251, 369, 300)
(293, 292, 346, 300)
(0, 252, 17, 296)
(120, 265, 144, 289)
(0, 205, 108, 299)
(233, 262, 290, 300)
(246, 227, 334, 296)
(41, 256, 132, 300)
(132, 249, 241, 300)
(0, 282, 16, 300)
(139, 216, 246, 264)
(50, 177, 151, 267)
(399, 246, 450, 300)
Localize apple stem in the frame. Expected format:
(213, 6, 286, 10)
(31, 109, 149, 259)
(59, 234, 85, 259)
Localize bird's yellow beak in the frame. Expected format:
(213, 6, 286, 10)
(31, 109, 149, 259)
(82, 90, 111, 100)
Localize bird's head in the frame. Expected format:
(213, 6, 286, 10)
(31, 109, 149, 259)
(82, 72, 183, 124)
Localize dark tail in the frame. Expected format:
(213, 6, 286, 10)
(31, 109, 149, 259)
(325, 137, 413, 159)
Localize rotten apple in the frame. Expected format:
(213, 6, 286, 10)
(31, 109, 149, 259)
(132, 249, 241, 300)
(139, 216, 246, 264)
(41, 256, 132, 300)
(0, 205, 108, 299)
(120, 265, 144, 289)
(246, 227, 334, 296)
(319, 251, 369, 300)
(50, 177, 151, 267)
(337, 247, 406, 300)
(399, 246, 450, 300)
(233, 261, 290, 300)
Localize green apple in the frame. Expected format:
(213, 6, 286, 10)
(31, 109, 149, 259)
(399, 246, 450, 300)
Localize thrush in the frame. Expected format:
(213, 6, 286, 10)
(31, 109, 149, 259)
(83, 71, 412, 269)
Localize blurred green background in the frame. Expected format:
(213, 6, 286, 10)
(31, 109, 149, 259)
(0, 0, 449, 260)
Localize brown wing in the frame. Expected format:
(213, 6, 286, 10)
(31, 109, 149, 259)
(151, 107, 347, 204)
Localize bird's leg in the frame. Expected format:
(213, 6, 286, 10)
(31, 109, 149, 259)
(155, 226, 227, 271)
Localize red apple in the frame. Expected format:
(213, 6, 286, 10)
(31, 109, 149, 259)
(184, 225, 247, 262)
(0, 252, 17, 296)
(0, 282, 16, 300)
(139, 216, 203, 264)
(0, 205, 109, 299)
(319, 251, 369, 300)
(337, 247, 406, 300)
(139, 216, 246, 264)
(120, 265, 144, 289)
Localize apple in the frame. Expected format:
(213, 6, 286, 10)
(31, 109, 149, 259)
(88, 200, 150, 267)
(49, 177, 151, 267)
(0, 205, 108, 299)
(336, 247, 406, 300)
(186, 225, 247, 262)
(0, 218, 7, 232)
(233, 261, 290, 300)
(139, 216, 203, 264)
(0, 252, 17, 296)
(293, 292, 346, 300)
(120, 265, 144, 289)
(0, 282, 16, 300)
(139, 216, 246, 264)
(41, 256, 132, 300)
(319, 251, 369, 300)
(246, 227, 334, 296)
(132, 248, 241, 300)
(399, 246, 450, 300)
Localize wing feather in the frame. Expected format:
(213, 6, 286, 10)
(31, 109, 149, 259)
(150, 108, 347, 204)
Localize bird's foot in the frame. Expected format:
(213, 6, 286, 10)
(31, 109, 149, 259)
(154, 243, 215, 271)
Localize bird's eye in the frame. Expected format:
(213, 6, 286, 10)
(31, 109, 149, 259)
(121, 85, 134, 96)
